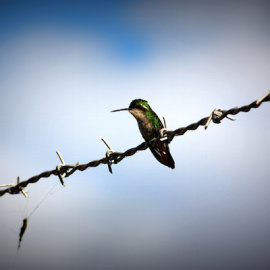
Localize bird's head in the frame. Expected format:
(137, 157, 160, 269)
(111, 99, 151, 114)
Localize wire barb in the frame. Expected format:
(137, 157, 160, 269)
(101, 138, 115, 174)
(56, 151, 67, 186)
(0, 90, 269, 197)
(56, 151, 79, 187)
(0, 177, 28, 197)
(205, 107, 236, 130)
(163, 116, 167, 129)
(256, 90, 270, 105)
(159, 116, 168, 140)
(17, 177, 29, 198)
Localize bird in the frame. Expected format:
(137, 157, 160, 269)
(111, 99, 175, 169)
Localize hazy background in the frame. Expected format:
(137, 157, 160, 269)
(1, 1, 269, 269)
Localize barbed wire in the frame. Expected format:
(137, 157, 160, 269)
(1, 90, 269, 197)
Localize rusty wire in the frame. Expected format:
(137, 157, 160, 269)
(0, 90, 269, 197)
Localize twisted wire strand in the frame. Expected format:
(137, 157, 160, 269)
(1, 91, 269, 197)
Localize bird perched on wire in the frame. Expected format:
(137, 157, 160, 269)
(112, 99, 175, 169)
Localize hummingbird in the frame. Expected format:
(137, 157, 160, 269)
(111, 99, 175, 169)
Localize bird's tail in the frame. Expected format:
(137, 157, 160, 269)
(149, 141, 175, 169)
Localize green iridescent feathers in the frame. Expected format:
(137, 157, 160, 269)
(145, 110, 161, 129)
(133, 99, 162, 129)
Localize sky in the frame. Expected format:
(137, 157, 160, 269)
(0, 0, 270, 269)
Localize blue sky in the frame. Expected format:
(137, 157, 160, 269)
(1, 1, 270, 269)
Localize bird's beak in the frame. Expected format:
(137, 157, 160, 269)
(111, 108, 130, 112)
